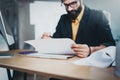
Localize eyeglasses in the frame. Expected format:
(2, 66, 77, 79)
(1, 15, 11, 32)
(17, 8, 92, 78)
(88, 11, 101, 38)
(63, 0, 78, 8)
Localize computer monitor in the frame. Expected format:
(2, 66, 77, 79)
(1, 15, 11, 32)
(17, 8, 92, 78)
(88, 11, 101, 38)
(0, 10, 14, 46)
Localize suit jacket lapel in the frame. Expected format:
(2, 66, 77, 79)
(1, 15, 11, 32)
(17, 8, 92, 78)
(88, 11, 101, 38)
(76, 6, 90, 42)
(66, 17, 72, 39)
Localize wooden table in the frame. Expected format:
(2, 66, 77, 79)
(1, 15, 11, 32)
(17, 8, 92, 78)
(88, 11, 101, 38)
(0, 50, 119, 80)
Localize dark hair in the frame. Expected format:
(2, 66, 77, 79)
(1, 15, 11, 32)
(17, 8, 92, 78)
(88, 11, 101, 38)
(61, 0, 63, 3)
(61, 0, 81, 3)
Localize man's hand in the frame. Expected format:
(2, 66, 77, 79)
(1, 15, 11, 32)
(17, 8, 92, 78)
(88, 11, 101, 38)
(71, 44, 90, 58)
(41, 33, 52, 39)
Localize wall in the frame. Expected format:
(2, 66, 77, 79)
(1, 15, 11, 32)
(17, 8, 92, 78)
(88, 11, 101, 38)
(18, 2, 35, 49)
(30, 0, 120, 40)
(30, 1, 66, 39)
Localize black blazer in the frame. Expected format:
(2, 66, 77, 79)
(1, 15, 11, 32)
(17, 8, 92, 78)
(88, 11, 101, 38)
(53, 6, 115, 47)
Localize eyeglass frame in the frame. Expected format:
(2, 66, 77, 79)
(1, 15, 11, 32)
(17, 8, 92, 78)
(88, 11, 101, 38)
(62, 0, 79, 8)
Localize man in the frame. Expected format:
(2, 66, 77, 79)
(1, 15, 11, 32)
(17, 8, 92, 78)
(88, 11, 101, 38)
(42, 0, 115, 58)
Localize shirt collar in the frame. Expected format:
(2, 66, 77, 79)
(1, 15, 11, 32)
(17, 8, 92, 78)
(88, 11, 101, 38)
(72, 4, 85, 22)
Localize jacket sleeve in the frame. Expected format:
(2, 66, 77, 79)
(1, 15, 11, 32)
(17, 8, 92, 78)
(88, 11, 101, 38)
(95, 11, 116, 46)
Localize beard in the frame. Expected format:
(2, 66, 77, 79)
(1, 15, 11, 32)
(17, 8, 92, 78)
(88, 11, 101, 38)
(67, 6, 82, 20)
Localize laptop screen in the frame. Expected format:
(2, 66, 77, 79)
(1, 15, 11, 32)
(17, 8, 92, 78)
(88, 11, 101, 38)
(0, 10, 14, 46)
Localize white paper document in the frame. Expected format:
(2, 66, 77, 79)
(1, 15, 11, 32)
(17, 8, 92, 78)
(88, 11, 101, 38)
(25, 38, 76, 55)
(72, 46, 116, 68)
(27, 53, 74, 59)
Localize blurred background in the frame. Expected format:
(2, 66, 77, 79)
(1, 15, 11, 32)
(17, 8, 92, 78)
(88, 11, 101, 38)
(0, 0, 120, 80)
(30, 0, 120, 42)
(0, 0, 120, 50)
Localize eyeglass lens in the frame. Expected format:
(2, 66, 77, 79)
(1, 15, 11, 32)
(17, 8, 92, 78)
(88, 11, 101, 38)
(64, 0, 78, 8)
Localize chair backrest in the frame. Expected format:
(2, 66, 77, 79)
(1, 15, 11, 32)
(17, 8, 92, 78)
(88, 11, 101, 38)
(0, 10, 15, 46)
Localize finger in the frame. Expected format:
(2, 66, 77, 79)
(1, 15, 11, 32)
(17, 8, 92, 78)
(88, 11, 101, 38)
(77, 53, 88, 58)
(43, 33, 51, 37)
(73, 48, 82, 52)
(71, 44, 82, 49)
(72, 47, 87, 52)
(72, 44, 86, 49)
(76, 53, 85, 58)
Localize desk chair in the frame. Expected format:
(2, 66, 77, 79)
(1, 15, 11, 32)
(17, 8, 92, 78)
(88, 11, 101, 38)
(0, 34, 28, 80)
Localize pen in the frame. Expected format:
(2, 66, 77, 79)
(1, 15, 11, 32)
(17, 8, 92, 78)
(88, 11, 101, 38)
(105, 52, 111, 57)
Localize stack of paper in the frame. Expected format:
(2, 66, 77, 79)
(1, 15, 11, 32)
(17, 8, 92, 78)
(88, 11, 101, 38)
(27, 53, 74, 59)
(24, 38, 76, 59)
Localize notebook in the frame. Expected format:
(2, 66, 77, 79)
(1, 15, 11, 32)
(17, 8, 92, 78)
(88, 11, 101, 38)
(26, 52, 74, 60)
